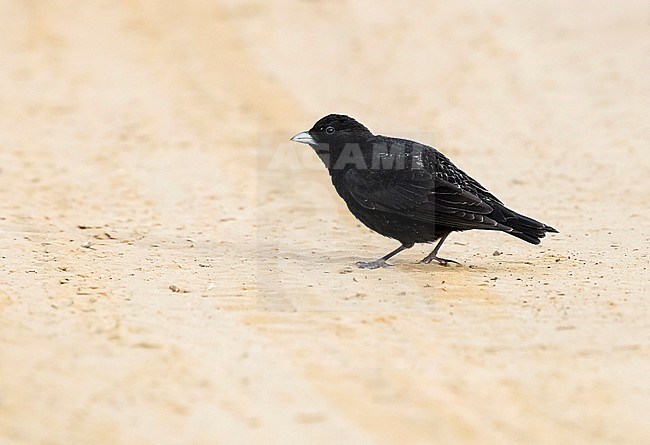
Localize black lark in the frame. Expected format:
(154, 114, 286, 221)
(291, 114, 558, 269)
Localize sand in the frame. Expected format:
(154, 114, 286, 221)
(1, 1, 649, 444)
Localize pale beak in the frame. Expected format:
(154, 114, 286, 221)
(290, 131, 317, 145)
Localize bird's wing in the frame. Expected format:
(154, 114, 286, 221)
(433, 151, 504, 205)
(373, 136, 505, 205)
(343, 168, 511, 231)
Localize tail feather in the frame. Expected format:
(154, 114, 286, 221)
(490, 204, 558, 245)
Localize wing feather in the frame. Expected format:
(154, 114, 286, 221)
(343, 168, 511, 232)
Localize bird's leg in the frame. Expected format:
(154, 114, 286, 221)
(356, 244, 410, 270)
(420, 233, 460, 266)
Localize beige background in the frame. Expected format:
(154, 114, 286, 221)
(1, 1, 649, 444)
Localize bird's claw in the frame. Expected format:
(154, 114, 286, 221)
(356, 259, 392, 269)
(419, 257, 461, 266)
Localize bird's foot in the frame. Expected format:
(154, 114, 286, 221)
(356, 259, 393, 270)
(419, 256, 461, 267)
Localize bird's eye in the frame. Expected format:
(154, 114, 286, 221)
(325, 126, 335, 134)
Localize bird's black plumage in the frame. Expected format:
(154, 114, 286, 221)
(291, 114, 558, 269)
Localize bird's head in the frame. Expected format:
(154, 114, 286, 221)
(291, 114, 372, 147)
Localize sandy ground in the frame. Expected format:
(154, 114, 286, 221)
(1, 1, 649, 444)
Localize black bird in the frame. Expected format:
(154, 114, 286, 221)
(291, 114, 558, 269)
